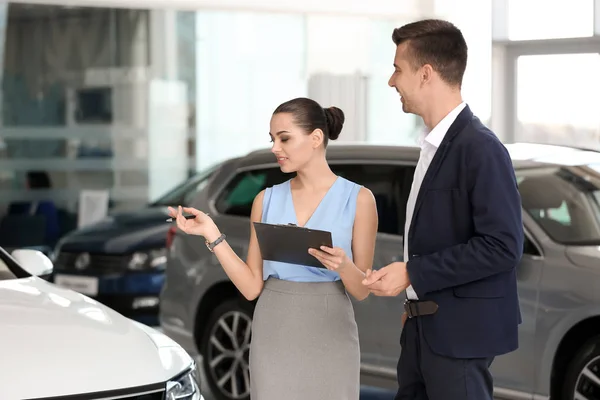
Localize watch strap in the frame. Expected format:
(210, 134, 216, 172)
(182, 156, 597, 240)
(206, 233, 226, 252)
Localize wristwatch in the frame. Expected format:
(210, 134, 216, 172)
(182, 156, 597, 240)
(206, 233, 226, 252)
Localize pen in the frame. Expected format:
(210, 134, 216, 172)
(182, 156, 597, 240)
(166, 213, 209, 222)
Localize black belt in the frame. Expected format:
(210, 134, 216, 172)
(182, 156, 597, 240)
(404, 300, 438, 318)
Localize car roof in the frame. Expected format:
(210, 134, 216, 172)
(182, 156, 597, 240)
(234, 142, 600, 170)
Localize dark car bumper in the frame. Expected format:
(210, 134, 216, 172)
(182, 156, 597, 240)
(51, 270, 164, 326)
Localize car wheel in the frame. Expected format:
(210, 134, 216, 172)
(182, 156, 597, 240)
(562, 335, 600, 400)
(200, 298, 253, 400)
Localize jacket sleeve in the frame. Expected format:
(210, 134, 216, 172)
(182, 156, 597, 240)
(406, 138, 524, 297)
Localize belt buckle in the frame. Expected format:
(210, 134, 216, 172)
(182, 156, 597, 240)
(404, 299, 415, 318)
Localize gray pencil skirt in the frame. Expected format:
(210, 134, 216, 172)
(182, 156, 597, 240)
(249, 277, 360, 400)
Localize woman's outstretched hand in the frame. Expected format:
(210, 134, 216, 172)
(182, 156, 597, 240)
(167, 206, 219, 239)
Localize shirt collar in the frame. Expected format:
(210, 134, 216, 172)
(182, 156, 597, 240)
(417, 102, 466, 149)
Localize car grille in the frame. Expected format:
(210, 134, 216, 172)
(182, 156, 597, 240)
(54, 252, 129, 274)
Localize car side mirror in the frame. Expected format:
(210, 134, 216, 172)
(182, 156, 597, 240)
(11, 249, 54, 277)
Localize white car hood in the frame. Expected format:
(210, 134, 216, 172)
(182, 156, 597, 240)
(0, 277, 193, 399)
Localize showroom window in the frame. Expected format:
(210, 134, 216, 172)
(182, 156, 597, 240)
(507, 0, 594, 40)
(516, 53, 600, 150)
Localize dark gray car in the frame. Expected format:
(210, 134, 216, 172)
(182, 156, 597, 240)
(159, 143, 600, 400)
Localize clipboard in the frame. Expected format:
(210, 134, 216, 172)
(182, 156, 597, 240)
(253, 222, 333, 269)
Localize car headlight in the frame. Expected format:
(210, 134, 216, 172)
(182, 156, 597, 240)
(128, 248, 167, 271)
(166, 365, 201, 400)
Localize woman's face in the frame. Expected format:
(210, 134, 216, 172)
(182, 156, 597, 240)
(269, 112, 322, 173)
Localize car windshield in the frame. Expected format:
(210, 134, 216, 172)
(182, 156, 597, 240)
(149, 163, 221, 207)
(518, 165, 600, 245)
(0, 247, 29, 281)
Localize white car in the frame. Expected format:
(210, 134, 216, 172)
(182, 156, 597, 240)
(0, 245, 204, 400)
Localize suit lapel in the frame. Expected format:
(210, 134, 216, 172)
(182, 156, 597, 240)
(408, 105, 474, 236)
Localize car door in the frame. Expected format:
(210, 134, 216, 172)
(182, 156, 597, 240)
(488, 228, 543, 395)
(331, 162, 416, 385)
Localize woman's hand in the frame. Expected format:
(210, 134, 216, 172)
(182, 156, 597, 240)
(167, 206, 220, 240)
(308, 246, 352, 272)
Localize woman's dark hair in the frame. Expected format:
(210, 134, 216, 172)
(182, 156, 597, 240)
(273, 97, 344, 147)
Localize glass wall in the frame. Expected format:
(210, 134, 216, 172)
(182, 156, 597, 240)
(436, 0, 493, 125)
(516, 53, 600, 149)
(0, 1, 493, 250)
(507, 0, 594, 40)
(0, 5, 162, 214)
(494, 0, 599, 149)
(193, 11, 308, 171)
(0, 3, 193, 249)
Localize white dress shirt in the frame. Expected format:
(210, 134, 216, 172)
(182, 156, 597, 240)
(404, 102, 467, 300)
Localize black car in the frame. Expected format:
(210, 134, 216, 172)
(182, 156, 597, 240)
(50, 163, 221, 325)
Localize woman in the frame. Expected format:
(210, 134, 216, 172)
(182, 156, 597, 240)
(168, 97, 378, 399)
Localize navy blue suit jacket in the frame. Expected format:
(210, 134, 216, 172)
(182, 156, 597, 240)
(405, 105, 523, 359)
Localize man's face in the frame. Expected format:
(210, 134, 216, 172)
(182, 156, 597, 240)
(388, 42, 423, 115)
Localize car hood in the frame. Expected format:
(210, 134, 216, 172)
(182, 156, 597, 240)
(100, 207, 171, 228)
(58, 207, 172, 253)
(0, 276, 193, 399)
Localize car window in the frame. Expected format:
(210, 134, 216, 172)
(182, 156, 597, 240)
(214, 163, 414, 236)
(0, 247, 26, 280)
(518, 167, 600, 245)
(150, 162, 221, 207)
(523, 234, 541, 256)
(182, 177, 212, 205)
(0, 257, 17, 280)
(331, 163, 415, 236)
(215, 168, 290, 217)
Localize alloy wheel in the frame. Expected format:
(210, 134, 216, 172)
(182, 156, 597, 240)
(573, 355, 600, 400)
(206, 310, 252, 399)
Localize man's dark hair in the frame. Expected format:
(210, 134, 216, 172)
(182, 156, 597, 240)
(392, 19, 468, 87)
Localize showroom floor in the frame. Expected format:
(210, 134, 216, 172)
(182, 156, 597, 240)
(152, 326, 397, 399)
(193, 357, 398, 400)
(154, 327, 501, 400)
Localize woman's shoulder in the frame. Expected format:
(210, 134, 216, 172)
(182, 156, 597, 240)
(258, 178, 292, 201)
(336, 176, 364, 192)
(336, 177, 375, 207)
(265, 178, 291, 193)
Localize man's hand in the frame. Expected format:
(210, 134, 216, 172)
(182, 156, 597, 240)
(362, 262, 410, 297)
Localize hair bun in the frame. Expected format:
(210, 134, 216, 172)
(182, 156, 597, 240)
(324, 106, 345, 140)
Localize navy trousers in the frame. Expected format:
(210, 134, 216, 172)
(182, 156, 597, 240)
(395, 317, 495, 400)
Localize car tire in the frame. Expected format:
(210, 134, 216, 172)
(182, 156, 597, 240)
(200, 298, 253, 400)
(561, 335, 600, 400)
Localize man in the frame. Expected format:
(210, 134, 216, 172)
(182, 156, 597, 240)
(362, 19, 523, 400)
